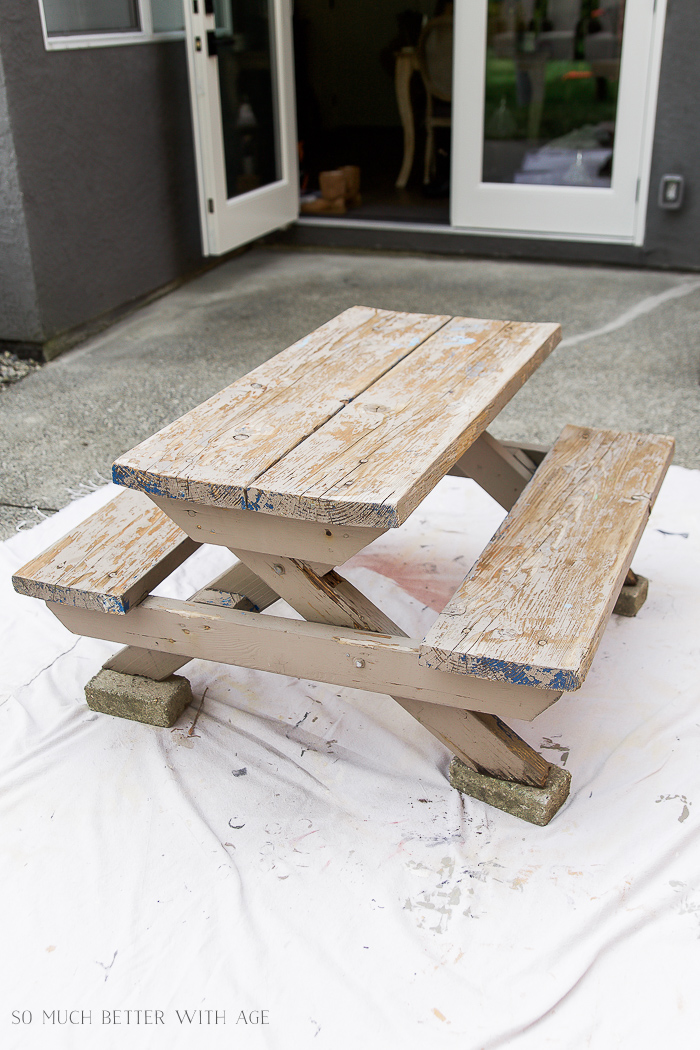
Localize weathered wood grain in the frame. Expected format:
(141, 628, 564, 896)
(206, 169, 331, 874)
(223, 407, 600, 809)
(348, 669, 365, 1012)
(420, 425, 675, 690)
(248, 318, 560, 527)
(12, 490, 199, 614)
(113, 306, 449, 507)
(51, 598, 561, 720)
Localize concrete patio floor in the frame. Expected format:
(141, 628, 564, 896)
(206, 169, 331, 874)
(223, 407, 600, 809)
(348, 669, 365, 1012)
(1, 245, 699, 539)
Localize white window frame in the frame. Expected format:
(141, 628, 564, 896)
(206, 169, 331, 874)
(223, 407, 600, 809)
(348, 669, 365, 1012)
(38, 0, 185, 51)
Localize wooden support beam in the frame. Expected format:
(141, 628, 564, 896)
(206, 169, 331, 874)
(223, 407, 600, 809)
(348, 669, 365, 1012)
(499, 439, 550, 467)
(229, 548, 552, 780)
(397, 699, 549, 787)
(103, 560, 280, 680)
(229, 549, 399, 634)
(448, 430, 536, 511)
(50, 597, 561, 721)
(150, 494, 386, 564)
(199, 562, 280, 611)
(103, 645, 187, 681)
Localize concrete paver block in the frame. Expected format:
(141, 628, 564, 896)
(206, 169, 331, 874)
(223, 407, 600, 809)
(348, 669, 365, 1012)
(613, 574, 649, 617)
(85, 669, 193, 728)
(449, 757, 571, 826)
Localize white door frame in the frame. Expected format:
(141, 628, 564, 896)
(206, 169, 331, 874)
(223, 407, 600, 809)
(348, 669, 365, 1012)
(449, 0, 668, 245)
(183, 0, 299, 256)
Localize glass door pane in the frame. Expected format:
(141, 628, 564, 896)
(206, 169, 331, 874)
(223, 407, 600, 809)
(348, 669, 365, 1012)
(184, 0, 298, 255)
(482, 1, 626, 189)
(43, 0, 139, 35)
(213, 0, 281, 200)
(451, 0, 664, 241)
(151, 0, 184, 32)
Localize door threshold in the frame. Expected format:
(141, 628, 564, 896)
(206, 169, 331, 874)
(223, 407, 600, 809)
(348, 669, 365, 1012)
(296, 216, 637, 246)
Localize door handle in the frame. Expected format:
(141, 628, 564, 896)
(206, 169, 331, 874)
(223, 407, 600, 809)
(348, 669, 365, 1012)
(207, 30, 218, 57)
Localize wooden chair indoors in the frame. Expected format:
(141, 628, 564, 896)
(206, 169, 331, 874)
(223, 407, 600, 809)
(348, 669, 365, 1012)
(416, 14, 453, 185)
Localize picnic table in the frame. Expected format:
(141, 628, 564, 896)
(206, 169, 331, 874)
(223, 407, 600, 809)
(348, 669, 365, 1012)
(12, 307, 674, 824)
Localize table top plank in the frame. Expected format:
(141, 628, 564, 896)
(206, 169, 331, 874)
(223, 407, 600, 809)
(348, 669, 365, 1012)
(113, 306, 449, 506)
(248, 317, 561, 527)
(419, 425, 675, 688)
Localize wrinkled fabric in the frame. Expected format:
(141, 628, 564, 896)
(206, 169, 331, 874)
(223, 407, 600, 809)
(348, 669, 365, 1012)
(1, 468, 699, 1050)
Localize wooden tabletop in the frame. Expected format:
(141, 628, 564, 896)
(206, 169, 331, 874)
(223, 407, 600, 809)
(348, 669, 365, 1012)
(113, 306, 560, 528)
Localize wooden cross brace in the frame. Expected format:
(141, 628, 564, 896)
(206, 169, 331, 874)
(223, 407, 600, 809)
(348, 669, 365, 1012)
(48, 434, 559, 789)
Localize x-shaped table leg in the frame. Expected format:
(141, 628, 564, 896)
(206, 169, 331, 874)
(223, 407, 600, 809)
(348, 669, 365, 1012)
(55, 469, 555, 793)
(229, 546, 549, 788)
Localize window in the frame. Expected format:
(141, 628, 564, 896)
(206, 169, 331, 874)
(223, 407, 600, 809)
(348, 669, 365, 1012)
(150, 0, 186, 32)
(39, 0, 185, 50)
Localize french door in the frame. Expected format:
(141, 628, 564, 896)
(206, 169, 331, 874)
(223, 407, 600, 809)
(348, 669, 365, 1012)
(450, 0, 666, 243)
(183, 0, 298, 256)
(184, 0, 666, 250)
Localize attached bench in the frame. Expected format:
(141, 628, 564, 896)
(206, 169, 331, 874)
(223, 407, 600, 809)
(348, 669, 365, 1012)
(12, 486, 279, 624)
(12, 487, 282, 721)
(12, 489, 201, 615)
(421, 425, 675, 690)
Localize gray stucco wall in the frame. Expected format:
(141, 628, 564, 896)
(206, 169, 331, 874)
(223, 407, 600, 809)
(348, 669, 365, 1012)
(0, 45, 42, 343)
(0, 2, 202, 347)
(642, 0, 700, 270)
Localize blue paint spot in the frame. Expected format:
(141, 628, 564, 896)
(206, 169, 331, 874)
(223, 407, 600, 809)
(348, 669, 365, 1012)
(102, 594, 128, 614)
(112, 466, 166, 497)
(456, 653, 578, 691)
(246, 491, 266, 513)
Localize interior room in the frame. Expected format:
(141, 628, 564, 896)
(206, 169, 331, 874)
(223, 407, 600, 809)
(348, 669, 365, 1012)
(293, 0, 453, 225)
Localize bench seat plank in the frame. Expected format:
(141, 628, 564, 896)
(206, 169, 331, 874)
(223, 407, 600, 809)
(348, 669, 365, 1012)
(112, 306, 449, 507)
(12, 489, 199, 614)
(419, 425, 674, 690)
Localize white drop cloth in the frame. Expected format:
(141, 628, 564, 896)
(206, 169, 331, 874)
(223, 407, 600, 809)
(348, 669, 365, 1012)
(2, 469, 700, 1050)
